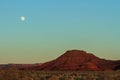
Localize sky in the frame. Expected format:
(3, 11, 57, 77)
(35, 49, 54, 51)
(0, 0, 120, 64)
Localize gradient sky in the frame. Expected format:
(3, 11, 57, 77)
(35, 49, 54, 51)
(0, 0, 120, 64)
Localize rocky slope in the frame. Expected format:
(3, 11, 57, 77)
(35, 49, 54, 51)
(35, 50, 120, 71)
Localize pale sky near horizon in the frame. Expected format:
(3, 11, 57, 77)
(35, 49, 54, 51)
(0, 0, 120, 64)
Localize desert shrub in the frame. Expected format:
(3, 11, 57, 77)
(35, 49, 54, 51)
(59, 77, 65, 80)
(0, 68, 19, 80)
(74, 77, 81, 80)
(0, 70, 120, 80)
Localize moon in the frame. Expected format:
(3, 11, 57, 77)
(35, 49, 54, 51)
(21, 16, 25, 21)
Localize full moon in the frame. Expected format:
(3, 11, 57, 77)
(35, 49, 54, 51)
(21, 16, 25, 21)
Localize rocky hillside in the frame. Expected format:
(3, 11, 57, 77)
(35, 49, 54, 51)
(35, 50, 120, 71)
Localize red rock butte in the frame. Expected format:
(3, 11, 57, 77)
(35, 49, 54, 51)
(34, 50, 120, 71)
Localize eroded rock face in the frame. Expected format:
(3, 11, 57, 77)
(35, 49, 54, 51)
(35, 50, 120, 71)
(113, 64, 120, 70)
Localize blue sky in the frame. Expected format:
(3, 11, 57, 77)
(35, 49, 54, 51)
(0, 0, 120, 64)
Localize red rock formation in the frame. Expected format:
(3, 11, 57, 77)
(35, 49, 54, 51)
(35, 50, 120, 71)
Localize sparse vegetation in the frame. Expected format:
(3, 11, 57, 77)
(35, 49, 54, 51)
(0, 68, 120, 80)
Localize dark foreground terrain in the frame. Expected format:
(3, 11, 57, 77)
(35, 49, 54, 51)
(0, 69, 120, 80)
